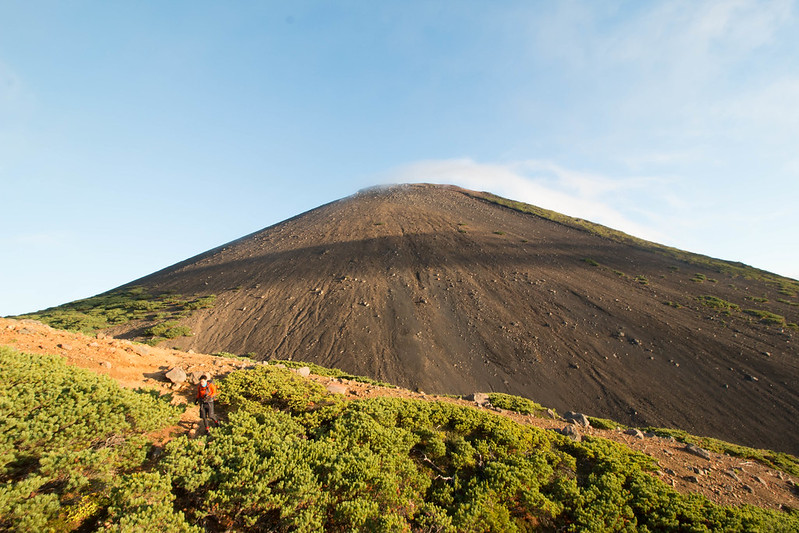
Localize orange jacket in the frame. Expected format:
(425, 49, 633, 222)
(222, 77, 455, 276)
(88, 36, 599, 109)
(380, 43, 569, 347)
(197, 382, 217, 402)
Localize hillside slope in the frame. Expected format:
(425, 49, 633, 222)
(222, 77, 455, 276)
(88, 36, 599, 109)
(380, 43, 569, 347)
(19, 184, 799, 454)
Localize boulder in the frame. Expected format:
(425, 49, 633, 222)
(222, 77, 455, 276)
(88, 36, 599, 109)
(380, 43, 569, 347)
(465, 392, 489, 405)
(165, 366, 187, 385)
(294, 366, 311, 378)
(188, 371, 208, 385)
(559, 425, 581, 442)
(564, 412, 591, 428)
(57, 343, 72, 351)
(684, 443, 711, 460)
(624, 428, 644, 439)
(326, 383, 348, 395)
(131, 345, 150, 357)
(100, 361, 112, 369)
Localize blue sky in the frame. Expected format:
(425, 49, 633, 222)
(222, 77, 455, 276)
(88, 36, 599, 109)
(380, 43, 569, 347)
(1, 1, 798, 316)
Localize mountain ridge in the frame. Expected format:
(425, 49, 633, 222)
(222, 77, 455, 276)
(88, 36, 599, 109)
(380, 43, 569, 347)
(17, 183, 799, 453)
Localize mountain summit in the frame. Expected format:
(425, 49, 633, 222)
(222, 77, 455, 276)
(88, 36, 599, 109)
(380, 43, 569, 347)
(30, 184, 799, 452)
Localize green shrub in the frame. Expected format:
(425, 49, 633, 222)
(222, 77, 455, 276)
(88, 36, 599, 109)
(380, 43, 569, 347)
(488, 392, 549, 416)
(582, 258, 600, 267)
(0, 347, 182, 531)
(156, 367, 799, 531)
(266, 360, 395, 387)
(145, 321, 192, 339)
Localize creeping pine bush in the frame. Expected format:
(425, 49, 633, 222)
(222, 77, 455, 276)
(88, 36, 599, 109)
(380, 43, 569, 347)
(0, 347, 184, 531)
(158, 366, 799, 532)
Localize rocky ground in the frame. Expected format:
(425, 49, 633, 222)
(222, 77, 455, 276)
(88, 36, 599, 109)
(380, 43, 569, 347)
(3, 317, 797, 513)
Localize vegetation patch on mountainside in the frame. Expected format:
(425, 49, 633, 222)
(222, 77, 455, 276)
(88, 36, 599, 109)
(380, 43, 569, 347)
(11, 287, 216, 342)
(472, 191, 799, 294)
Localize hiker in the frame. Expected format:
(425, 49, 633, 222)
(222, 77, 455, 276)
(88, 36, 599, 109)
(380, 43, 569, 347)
(195, 375, 220, 430)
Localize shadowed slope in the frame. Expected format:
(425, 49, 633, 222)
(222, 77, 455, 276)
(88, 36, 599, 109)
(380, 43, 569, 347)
(35, 184, 799, 453)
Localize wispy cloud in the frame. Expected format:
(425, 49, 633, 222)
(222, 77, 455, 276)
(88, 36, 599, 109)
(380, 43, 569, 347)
(379, 158, 671, 243)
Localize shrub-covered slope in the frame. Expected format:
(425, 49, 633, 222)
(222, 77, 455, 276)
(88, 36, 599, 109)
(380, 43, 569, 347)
(2, 345, 798, 531)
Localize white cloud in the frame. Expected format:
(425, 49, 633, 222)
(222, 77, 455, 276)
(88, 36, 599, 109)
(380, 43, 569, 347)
(379, 158, 670, 243)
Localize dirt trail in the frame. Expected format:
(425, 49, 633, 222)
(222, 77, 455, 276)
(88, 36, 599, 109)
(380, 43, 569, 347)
(2, 317, 797, 512)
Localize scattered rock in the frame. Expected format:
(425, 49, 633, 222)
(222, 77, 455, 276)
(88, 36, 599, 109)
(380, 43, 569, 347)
(326, 383, 348, 395)
(131, 345, 150, 357)
(188, 371, 208, 385)
(294, 366, 311, 378)
(89, 342, 99, 347)
(96, 333, 107, 340)
(465, 392, 489, 405)
(684, 443, 711, 460)
(564, 412, 591, 427)
(165, 366, 187, 384)
(624, 428, 644, 439)
(18, 328, 34, 335)
(559, 425, 582, 442)
(274, 363, 287, 369)
(57, 343, 72, 350)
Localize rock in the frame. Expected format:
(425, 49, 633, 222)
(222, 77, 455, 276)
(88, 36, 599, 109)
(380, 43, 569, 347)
(568, 362, 580, 369)
(57, 343, 72, 350)
(274, 363, 287, 369)
(165, 367, 187, 384)
(18, 328, 34, 335)
(96, 333, 107, 340)
(132, 345, 150, 357)
(100, 361, 111, 369)
(564, 412, 591, 428)
(187, 349, 195, 354)
(725, 469, 740, 482)
(624, 428, 644, 439)
(644, 431, 657, 438)
(743, 484, 754, 493)
(294, 366, 311, 378)
(465, 393, 489, 405)
(326, 383, 348, 395)
(686, 475, 700, 484)
(560, 425, 582, 442)
(188, 371, 207, 385)
(546, 408, 557, 420)
(664, 468, 676, 476)
(89, 342, 99, 347)
(744, 374, 759, 382)
(754, 476, 768, 486)
(684, 443, 711, 460)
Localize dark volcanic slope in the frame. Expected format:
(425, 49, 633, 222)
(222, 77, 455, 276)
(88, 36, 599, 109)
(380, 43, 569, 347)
(115, 184, 799, 453)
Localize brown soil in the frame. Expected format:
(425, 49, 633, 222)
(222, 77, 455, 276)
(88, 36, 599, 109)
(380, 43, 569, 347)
(95, 184, 799, 454)
(2, 317, 797, 513)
